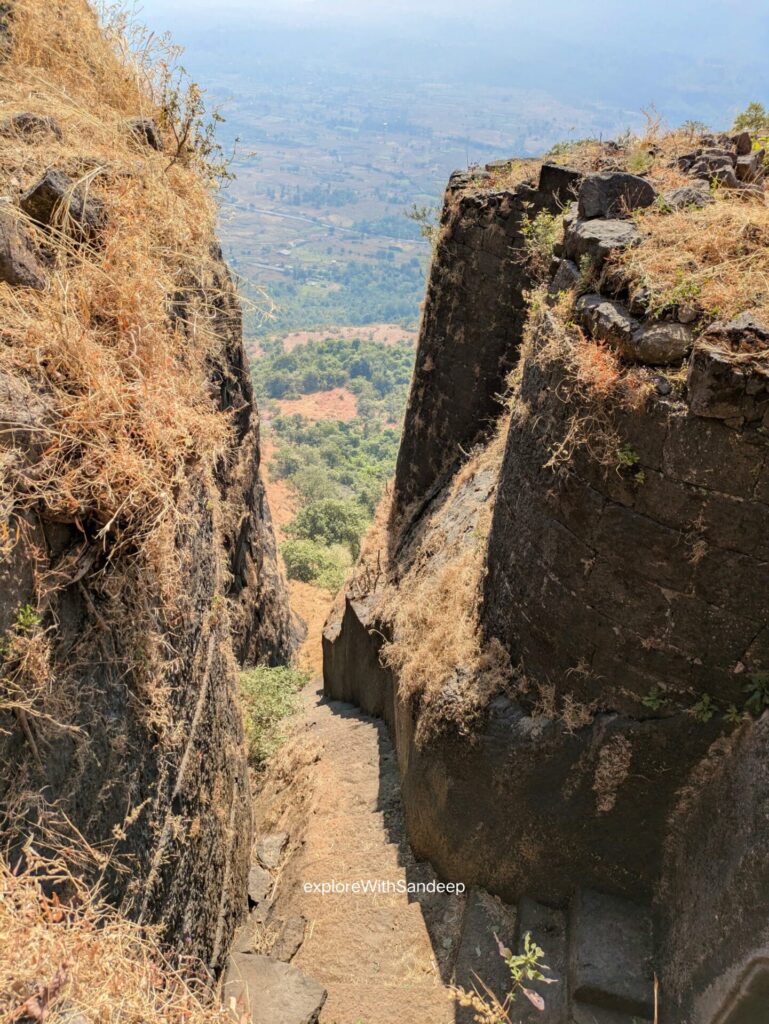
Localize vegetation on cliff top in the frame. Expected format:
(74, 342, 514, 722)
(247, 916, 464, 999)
(0, 0, 245, 735)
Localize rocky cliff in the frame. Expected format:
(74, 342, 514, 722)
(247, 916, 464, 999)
(326, 130, 769, 1022)
(0, 0, 293, 973)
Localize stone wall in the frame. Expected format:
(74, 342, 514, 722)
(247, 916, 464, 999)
(392, 163, 580, 523)
(659, 716, 769, 1023)
(0, 249, 293, 973)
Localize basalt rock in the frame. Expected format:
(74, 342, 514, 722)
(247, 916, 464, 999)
(663, 184, 714, 210)
(1, 245, 293, 972)
(0, 209, 47, 288)
(0, 112, 62, 140)
(687, 318, 769, 427)
(20, 168, 104, 242)
(563, 217, 641, 267)
(392, 162, 581, 523)
(127, 117, 164, 151)
(577, 171, 657, 219)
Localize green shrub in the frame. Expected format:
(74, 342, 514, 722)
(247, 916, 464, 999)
(733, 101, 769, 139)
(239, 665, 309, 769)
(286, 498, 369, 557)
(281, 538, 351, 592)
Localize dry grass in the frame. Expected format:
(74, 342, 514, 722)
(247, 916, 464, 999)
(0, 0, 239, 725)
(614, 193, 769, 326)
(377, 419, 512, 741)
(545, 115, 702, 193)
(519, 289, 649, 470)
(0, 851, 241, 1024)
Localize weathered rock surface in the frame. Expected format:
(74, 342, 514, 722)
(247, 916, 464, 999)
(247, 864, 273, 905)
(663, 184, 713, 210)
(687, 315, 769, 426)
(392, 162, 580, 523)
(20, 168, 104, 241)
(578, 171, 657, 219)
(563, 218, 641, 266)
(256, 831, 289, 869)
(1, 245, 294, 971)
(0, 209, 46, 288)
(0, 111, 62, 140)
(127, 116, 163, 150)
(223, 954, 327, 1024)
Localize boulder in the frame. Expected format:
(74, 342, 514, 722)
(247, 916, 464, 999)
(733, 131, 753, 156)
(20, 169, 104, 242)
(575, 293, 638, 348)
(256, 831, 289, 870)
(538, 163, 582, 204)
(271, 915, 307, 962)
(578, 172, 657, 219)
(127, 117, 164, 151)
(549, 257, 580, 295)
(575, 296, 693, 365)
(0, 112, 62, 140)
(247, 864, 273, 905)
(223, 954, 327, 1024)
(628, 321, 693, 365)
(687, 343, 769, 427)
(0, 210, 46, 289)
(663, 185, 713, 211)
(564, 218, 642, 267)
(736, 150, 765, 184)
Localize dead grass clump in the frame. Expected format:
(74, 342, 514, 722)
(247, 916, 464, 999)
(377, 419, 512, 741)
(613, 194, 769, 326)
(521, 289, 649, 470)
(0, 0, 241, 727)
(545, 112, 698, 194)
(0, 852, 238, 1024)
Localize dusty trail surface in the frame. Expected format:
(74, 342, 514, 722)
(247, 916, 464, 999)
(252, 684, 463, 1024)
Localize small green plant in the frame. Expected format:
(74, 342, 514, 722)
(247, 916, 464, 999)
(15, 604, 42, 634)
(450, 931, 556, 1020)
(724, 703, 745, 726)
(239, 665, 310, 770)
(617, 444, 645, 485)
(405, 203, 439, 250)
(744, 672, 769, 716)
(577, 253, 596, 293)
(641, 686, 667, 712)
(691, 694, 718, 723)
(520, 208, 564, 282)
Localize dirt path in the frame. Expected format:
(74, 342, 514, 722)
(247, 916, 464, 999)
(251, 684, 465, 1024)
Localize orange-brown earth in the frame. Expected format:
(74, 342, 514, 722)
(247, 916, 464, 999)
(281, 323, 417, 352)
(277, 387, 358, 422)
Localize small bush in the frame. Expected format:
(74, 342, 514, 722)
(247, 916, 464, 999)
(281, 538, 351, 592)
(286, 498, 369, 557)
(239, 665, 309, 770)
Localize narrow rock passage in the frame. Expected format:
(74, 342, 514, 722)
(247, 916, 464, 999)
(250, 683, 463, 1024)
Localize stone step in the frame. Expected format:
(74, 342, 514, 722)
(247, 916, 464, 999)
(569, 889, 655, 1021)
(223, 952, 327, 1024)
(572, 1004, 653, 1024)
(452, 887, 518, 1024)
(513, 896, 569, 1023)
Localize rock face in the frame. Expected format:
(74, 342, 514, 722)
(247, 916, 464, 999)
(325, 153, 769, 1022)
(392, 161, 581, 522)
(0, 246, 294, 972)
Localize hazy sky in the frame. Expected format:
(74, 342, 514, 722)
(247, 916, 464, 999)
(138, 0, 769, 130)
